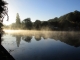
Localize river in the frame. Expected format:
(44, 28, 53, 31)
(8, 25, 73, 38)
(1, 30, 80, 60)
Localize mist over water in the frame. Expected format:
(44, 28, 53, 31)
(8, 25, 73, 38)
(2, 30, 80, 60)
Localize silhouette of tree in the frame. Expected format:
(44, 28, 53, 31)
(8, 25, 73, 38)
(22, 18, 32, 30)
(0, 0, 8, 45)
(34, 20, 41, 30)
(41, 21, 48, 27)
(16, 13, 21, 29)
(4, 10, 80, 31)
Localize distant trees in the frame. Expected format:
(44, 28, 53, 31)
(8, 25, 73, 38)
(22, 36, 32, 43)
(6, 10, 80, 31)
(10, 13, 21, 29)
(10, 23, 16, 29)
(22, 18, 32, 30)
(47, 10, 80, 30)
(33, 20, 41, 30)
(41, 21, 49, 27)
(16, 13, 21, 29)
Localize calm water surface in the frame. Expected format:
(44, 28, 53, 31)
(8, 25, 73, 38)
(1, 31, 80, 60)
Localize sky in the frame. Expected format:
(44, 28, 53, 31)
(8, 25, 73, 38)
(3, 0, 80, 25)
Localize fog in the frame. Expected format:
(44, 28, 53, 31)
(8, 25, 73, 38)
(3, 30, 80, 40)
(3, 30, 80, 48)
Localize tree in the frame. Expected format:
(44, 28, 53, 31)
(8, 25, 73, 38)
(0, 0, 8, 44)
(22, 18, 32, 30)
(34, 20, 41, 30)
(48, 17, 59, 22)
(41, 21, 48, 27)
(16, 13, 21, 29)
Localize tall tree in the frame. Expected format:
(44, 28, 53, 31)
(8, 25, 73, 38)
(16, 13, 21, 29)
(0, 0, 8, 44)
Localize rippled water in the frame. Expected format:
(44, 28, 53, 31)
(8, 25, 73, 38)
(1, 31, 80, 60)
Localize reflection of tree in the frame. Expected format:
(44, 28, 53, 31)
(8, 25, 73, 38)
(10, 32, 80, 47)
(60, 36, 80, 47)
(35, 35, 41, 41)
(16, 35, 21, 47)
(22, 36, 32, 43)
(42, 36, 48, 39)
(49, 32, 80, 47)
(12, 34, 21, 47)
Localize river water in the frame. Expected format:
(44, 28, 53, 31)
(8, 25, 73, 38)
(1, 31, 80, 60)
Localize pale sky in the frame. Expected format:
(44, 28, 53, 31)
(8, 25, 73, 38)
(3, 0, 80, 25)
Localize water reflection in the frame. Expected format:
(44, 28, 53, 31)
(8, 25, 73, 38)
(49, 32, 80, 47)
(22, 36, 32, 43)
(5, 31, 80, 48)
(35, 35, 41, 41)
(2, 31, 80, 60)
(13, 35, 21, 47)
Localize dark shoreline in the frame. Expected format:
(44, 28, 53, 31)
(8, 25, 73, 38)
(0, 45, 15, 60)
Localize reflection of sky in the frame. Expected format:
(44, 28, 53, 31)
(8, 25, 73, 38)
(2, 34, 17, 50)
(2, 34, 80, 60)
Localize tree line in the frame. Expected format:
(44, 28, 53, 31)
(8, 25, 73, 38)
(4, 10, 80, 31)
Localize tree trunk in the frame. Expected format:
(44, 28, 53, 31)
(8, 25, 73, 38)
(0, 34, 1, 45)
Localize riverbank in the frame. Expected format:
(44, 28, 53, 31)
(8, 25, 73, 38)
(0, 45, 15, 60)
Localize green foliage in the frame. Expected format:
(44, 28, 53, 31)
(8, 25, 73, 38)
(48, 17, 59, 22)
(6, 10, 80, 31)
(16, 13, 21, 24)
(16, 13, 21, 29)
(34, 20, 41, 30)
(22, 18, 32, 30)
